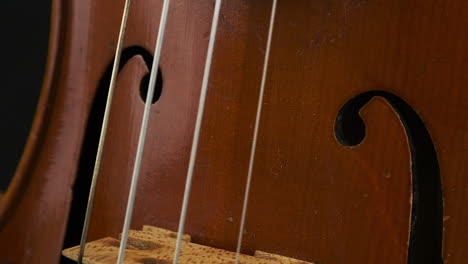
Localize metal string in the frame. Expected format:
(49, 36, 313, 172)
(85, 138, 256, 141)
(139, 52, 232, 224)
(172, 0, 222, 263)
(77, 0, 132, 262)
(235, 1, 278, 263)
(116, 0, 172, 263)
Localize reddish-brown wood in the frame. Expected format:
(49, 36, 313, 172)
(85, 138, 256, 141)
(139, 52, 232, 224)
(1, 0, 467, 263)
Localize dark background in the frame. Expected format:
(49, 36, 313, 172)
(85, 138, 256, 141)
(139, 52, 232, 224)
(0, 1, 51, 192)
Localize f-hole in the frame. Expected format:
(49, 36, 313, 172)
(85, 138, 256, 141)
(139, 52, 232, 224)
(140, 69, 163, 104)
(334, 90, 443, 264)
(61, 46, 161, 263)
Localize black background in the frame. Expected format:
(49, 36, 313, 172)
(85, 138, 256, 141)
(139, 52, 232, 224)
(0, 1, 51, 191)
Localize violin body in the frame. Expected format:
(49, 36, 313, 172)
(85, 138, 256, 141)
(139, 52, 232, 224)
(1, 0, 467, 263)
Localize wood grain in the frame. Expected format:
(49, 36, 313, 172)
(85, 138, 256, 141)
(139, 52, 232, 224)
(0, 0, 467, 263)
(63, 226, 311, 263)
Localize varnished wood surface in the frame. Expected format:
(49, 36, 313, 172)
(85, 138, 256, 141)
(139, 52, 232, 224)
(0, 0, 64, 226)
(1, 0, 467, 263)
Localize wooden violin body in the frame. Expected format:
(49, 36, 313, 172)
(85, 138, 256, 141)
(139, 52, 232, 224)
(1, 0, 467, 263)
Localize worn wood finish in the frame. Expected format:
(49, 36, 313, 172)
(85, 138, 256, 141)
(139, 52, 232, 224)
(0, 0, 64, 226)
(1, 0, 467, 263)
(63, 226, 311, 264)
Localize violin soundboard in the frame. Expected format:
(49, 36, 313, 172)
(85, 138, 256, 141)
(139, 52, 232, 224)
(62, 225, 312, 264)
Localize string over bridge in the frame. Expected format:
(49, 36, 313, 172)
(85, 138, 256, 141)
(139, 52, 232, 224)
(63, 226, 312, 264)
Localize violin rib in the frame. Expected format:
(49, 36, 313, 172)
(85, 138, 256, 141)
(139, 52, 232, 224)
(1, 0, 468, 263)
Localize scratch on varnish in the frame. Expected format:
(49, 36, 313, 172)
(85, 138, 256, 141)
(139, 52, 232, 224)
(62, 225, 312, 264)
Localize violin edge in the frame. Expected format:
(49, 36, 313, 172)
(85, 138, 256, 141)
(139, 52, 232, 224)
(0, 0, 66, 227)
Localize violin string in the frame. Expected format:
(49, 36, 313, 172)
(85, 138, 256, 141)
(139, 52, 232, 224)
(116, 0, 172, 263)
(172, 0, 222, 263)
(77, 0, 132, 263)
(234, 0, 277, 263)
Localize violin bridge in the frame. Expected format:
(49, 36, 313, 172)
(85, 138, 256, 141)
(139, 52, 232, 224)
(62, 225, 312, 264)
